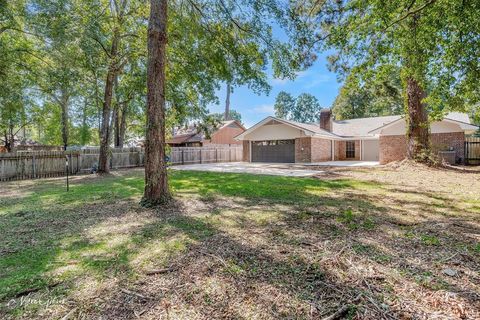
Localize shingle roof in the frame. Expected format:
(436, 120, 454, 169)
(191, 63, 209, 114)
(236, 112, 476, 141)
(365, 112, 477, 134)
(166, 133, 203, 144)
(276, 118, 339, 138)
(216, 120, 246, 131)
(445, 112, 471, 124)
(332, 115, 402, 137)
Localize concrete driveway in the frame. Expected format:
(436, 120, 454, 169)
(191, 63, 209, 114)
(306, 161, 380, 167)
(171, 162, 324, 177)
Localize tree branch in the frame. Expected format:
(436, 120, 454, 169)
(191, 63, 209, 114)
(88, 36, 112, 58)
(218, 0, 249, 33)
(385, 0, 437, 30)
(0, 26, 42, 38)
(13, 121, 33, 137)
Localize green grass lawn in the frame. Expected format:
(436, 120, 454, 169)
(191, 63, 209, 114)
(0, 168, 479, 319)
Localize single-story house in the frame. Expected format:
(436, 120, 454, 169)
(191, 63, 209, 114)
(167, 120, 246, 147)
(235, 110, 478, 164)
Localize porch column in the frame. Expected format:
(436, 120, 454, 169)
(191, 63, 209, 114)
(360, 140, 363, 161)
(249, 140, 252, 162)
(331, 140, 335, 161)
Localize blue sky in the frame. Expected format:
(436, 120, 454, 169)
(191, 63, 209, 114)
(207, 52, 342, 128)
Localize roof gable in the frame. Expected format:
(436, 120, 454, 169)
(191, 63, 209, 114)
(217, 120, 246, 131)
(235, 116, 338, 140)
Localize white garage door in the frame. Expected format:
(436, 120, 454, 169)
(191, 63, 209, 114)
(363, 140, 380, 161)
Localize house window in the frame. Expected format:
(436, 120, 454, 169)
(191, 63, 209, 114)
(346, 141, 355, 158)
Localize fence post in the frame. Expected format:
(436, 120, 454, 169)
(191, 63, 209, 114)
(1, 159, 4, 180)
(215, 148, 218, 163)
(23, 155, 26, 179)
(199, 149, 202, 164)
(181, 149, 184, 165)
(32, 154, 36, 179)
(464, 141, 470, 165)
(79, 152, 83, 173)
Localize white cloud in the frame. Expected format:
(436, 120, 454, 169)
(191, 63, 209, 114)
(295, 70, 310, 79)
(303, 74, 332, 88)
(270, 77, 289, 85)
(253, 104, 275, 114)
(269, 70, 311, 86)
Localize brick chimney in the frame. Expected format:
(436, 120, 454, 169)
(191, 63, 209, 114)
(319, 109, 332, 132)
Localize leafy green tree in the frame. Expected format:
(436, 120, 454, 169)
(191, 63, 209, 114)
(195, 114, 224, 140)
(80, 0, 148, 173)
(143, 0, 318, 203)
(0, 0, 29, 36)
(470, 105, 480, 137)
(333, 65, 403, 120)
(306, 0, 480, 161)
(274, 91, 295, 119)
(293, 93, 321, 123)
(28, 0, 85, 150)
(227, 110, 242, 123)
(212, 109, 242, 123)
(274, 92, 321, 123)
(112, 61, 146, 148)
(0, 0, 37, 151)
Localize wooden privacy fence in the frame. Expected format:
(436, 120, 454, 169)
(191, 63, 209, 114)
(0, 147, 145, 181)
(465, 137, 480, 165)
(0, 151, 80, 181)
(169, 146, 243, 165)
(0, 145, 242, 181)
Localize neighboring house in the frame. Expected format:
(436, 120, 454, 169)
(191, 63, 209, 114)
(167, 120, 246, 147)
(235, 110, 478, 164)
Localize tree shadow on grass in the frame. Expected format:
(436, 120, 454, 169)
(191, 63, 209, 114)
(89, 212, 381, 319)
(0, 189, 386, 318)
(1, 170, 479, 319)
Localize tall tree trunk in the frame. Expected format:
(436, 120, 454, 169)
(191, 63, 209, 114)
(404, 14, 430, 162)
(93, 70, 102, 141)
(98, 33, 120, 174)
(6, 124, 14, 152)
(224, 82, 231, 120)
(60, 90, 69, 151)
(113, 74, 121, 148)
(142, 0, 171, 205)
(118, 102, 127, 148)
(4, 130, 12, 152)
(114, 106, 120, 147)
(406, 77, 429, 160)
(80, 98, 88, 145)
(110, 104, 118, 147)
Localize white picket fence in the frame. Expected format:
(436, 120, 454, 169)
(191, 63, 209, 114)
(0, 145, 242, 181)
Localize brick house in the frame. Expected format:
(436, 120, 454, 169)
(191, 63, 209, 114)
(235, 111, 478, 164)
(167, 120, 246, 147)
